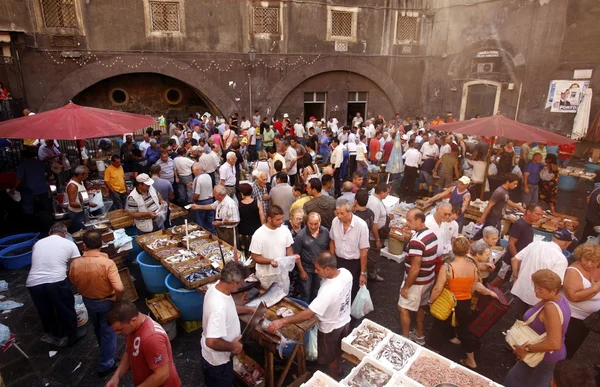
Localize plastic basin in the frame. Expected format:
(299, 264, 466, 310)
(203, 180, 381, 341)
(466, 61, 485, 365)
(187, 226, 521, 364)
(0, 240, 35, 269)
(137, 252, 169, 294)
(584, 164, 600, 174)
(0, 233, 39, 249)
(165, 273, 204, 321)
(558, 175, 578, 191)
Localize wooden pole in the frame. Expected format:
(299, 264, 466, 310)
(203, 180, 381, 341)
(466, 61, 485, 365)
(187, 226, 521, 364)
(480, 136, 497, 200)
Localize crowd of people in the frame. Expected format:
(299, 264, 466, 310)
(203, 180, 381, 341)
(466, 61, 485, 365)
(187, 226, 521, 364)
(14, 109, 600, 387)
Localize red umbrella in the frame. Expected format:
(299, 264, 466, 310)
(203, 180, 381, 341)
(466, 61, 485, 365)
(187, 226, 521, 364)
(0, 102, 156, 140)
(437, 114, 577, 145)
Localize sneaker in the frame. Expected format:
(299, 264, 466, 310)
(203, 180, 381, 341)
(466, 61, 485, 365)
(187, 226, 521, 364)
(40, 333, 55, 345)
(55, 337, 68, 347)
(369, 274, 384, 282)
(410, 331, 426, 346)
(98, 360, 119, 378)
(68, 327, 87, 347)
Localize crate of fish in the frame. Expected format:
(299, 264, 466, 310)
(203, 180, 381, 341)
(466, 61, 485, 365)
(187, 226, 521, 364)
(403, 348, 496, 387)
(371, 333, 419, 372)
(180, 229, 211, 244)
(341, 318, 391, 361)
(176, 263, 221, 289)
(169, 223, 202, 235)
(162, 249, 199, 267)
(341, 357, 394, 387)
(301, 370, 340, 387)
(170, 256, 213, 276)
(154, 246, 185, 261)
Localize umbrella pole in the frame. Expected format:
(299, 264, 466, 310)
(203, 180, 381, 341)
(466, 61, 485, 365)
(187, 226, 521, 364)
(77, 141, 83, 167)
(480, 136, 496, 200)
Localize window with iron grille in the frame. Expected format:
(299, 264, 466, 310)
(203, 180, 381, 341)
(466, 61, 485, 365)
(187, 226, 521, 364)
(253, 7, 280, 35)
(395, 11, 419, 45)
(149, 1, 181, 32)
(41, 0, 78, 29)
(331, 11, 353, 38)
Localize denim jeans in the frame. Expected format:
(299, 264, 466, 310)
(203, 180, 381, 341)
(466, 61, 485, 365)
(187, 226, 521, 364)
(557, 158, 570, 168)
(178, 175, 194, 205)
(28, 278, 77, 338)
(297, 271, 321, 303)
(83, 298, 116, 372)
(522, 184, 539, 206)
(68, 210, 85, 232)
(504, 360, 555, 387)
(201, 356, 233, 387)
(195, 198, 215, 235)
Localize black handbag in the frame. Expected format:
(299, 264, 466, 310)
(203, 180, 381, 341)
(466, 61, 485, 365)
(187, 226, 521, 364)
(583, 311, 600, 333)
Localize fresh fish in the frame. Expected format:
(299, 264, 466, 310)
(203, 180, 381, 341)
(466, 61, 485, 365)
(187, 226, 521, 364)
(348, 363, 390, 387)
(245, 283, 286, 308)
(262, 318, 304, 358)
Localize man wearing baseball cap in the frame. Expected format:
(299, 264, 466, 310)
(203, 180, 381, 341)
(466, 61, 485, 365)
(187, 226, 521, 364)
(424, 176, 472, 230)
(510, 227, 574, 319)
(127, 174, 167, 234)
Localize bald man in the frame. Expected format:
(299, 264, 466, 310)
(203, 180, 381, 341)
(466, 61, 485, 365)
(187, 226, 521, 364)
(424, 202, 457, 257)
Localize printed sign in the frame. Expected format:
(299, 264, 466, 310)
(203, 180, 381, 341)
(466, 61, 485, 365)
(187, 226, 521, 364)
(545, 80, 590, 113)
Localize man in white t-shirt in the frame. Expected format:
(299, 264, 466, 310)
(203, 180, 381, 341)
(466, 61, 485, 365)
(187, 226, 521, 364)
(201, 262, 255, 386)
(26, 222, 85, 347)
(246, 125, 257, 162)
(511, 228, 573, 319)
(283, 140, 298, 186)
(420, 136, 440, 162)
(424, 202, 458, 257)
(268, 251, 352, 378)
(249, 204, 299, 294)
(293, 118, 305, 140)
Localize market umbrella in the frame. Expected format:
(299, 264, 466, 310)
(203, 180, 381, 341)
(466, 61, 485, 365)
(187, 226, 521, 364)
(0, 102, 156, 140)
(434, 114, 576, 199)
(572, 88, 593, 140)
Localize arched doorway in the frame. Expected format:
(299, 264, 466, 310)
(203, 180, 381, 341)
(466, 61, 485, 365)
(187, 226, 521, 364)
(460, 80, 501, 120)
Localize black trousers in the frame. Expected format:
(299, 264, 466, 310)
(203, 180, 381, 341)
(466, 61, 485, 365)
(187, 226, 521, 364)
(565, 316, 589, 359)
(334, 168, 341, 197)
(28, 278, 77, 338)
(399, 166, 418, 199)
(427, 299, 476, 353)
(201, 356, 233, 387)
(348, 154, 357, 178)
(336, 257, 361, 303)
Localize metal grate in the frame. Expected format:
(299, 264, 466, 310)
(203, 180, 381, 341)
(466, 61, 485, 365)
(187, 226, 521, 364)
(41, 0, 78, 28)
(149, 1, 180, 32)
(396, 16, 418, 44)
(331, 10, 353, 38)
(253, 7, 279, 35)
(50, 35, 77, 47)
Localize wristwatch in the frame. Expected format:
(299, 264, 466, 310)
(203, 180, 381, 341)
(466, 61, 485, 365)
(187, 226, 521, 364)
(525, 344, 531, 353)
(360, 271, 367, 276)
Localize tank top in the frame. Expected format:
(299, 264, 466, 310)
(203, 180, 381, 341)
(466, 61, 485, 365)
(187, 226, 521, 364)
(524, 296, 571, 363)
(449, 186, 470, 222)
(238, 199, 262, 236)
(66, 179, 86, 213)
(586, 187, 600, 224)
(563, 267, 600, 320)
(447, 263, 476, 301)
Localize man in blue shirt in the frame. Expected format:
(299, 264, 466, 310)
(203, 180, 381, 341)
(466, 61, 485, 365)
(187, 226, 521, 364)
(186, 114, 200, 129)
(523, 152, 545, 205)
(12, 148, 51, 218)
(145, 139, 161, 165)
(149, 164, 174, 228)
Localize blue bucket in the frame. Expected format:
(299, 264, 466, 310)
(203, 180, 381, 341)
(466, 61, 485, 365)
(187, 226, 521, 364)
(558, 175, 578, 191)
(0, 233, 39, 249)
(0, 240, 36, 269)
(533, 228, 553, 242)
(584, 164, 600, 174)
(137, 252, 169, 294)
(165, 273, 204, 321)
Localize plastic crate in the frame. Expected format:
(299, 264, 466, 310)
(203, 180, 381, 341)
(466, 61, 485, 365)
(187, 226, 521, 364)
(341, 318, 391, 360)
(370, 333, 420, 372)
(340, 357, 395, 387)
(469, 285, 510, 338)
(301, 371, 340, 387)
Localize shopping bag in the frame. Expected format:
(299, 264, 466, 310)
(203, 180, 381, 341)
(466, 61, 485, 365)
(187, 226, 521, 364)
(351, 285, 374, 319)
(306, 326, 318, 361)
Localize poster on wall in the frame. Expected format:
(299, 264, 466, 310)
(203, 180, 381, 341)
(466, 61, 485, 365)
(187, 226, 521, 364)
(545, 80, 590, 113)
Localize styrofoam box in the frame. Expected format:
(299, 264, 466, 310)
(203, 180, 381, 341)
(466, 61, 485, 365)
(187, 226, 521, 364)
(453, 361, 502, 387)
(381, 246, 407, 263)
(370, 333, 420, 373)
(301, 370, 340, 387)
(340, 356, 396, 387)
(341, 318, 392, 361)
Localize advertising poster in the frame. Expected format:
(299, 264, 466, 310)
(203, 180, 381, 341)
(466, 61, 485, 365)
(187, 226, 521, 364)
(545, 80, 590, 113)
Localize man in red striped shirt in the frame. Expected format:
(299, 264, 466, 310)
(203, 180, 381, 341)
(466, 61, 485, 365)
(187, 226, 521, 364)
(397, 208, 440, 345)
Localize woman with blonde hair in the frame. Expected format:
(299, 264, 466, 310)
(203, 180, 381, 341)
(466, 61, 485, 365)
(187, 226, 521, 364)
(562, 243, 600, 358)
(254, 150, 270, 181)
(505, 269, 571, 387)
(427, 235, 498, 369)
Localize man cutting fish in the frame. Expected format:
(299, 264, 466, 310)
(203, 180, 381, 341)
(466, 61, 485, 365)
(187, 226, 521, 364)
(201, 262, 255, 387)
(268, 251, 352, 378)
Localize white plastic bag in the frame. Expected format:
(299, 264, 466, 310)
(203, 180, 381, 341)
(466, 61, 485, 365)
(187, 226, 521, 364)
(488, 163, 498, 176)
(350, 285, 374, 319)
(0, 323, 10, 345)
(512, 165, 522, 178)
(0, 280, 7, 292)
(154, 202, 169, 227)
(74, 294, 88, 327)
(306, 326, 318, 361)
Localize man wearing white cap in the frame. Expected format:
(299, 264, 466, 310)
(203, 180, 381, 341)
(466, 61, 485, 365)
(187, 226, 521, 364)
(424, 176, 472, 230)
(127, 174, 166, 234)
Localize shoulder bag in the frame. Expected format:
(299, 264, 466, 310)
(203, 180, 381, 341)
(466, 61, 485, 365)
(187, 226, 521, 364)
(505, 301, 564, 368)
(430, 263, 457, 327)
(583, 310, 600, 333)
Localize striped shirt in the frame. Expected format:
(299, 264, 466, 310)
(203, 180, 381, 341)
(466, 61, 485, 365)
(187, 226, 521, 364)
(127, 191, 160, 213)
(211, 195, 239, 228)
(404, 228, 440, 285)
(252, 182, 269, 213)
(155, 158, 176, 183)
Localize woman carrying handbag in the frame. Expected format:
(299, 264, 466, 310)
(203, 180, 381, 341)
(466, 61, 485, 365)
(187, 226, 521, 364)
(504, 269, 571, 387)
(427, 236, 499, 369)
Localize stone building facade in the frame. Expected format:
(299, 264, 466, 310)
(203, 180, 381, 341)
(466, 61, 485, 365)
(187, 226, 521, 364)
(0, 0, 598, 135)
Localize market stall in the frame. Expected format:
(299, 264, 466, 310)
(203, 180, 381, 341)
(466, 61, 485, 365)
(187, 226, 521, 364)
(134, 222, 318, 387)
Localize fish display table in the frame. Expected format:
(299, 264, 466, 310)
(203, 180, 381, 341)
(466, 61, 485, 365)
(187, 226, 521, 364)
(198, 284, 318, 387)
(105, 203, 189, 230)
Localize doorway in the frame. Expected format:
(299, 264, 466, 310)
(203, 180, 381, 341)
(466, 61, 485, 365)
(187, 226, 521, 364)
(347, 92, 368, 126)
(460, 80, 501, 120)
(304, 92, 326, 122)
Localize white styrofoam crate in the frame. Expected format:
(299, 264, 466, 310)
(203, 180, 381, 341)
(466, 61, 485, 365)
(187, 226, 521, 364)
(370, 333, 420, 372)
(381, 246, 407, 263)
(341, 319, 392, 360)
(301, 370, 340, 387)
(340, 356, 395, 387)
(452, 361, 501, 387)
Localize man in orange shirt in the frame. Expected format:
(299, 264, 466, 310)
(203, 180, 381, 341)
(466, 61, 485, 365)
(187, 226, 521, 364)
(69, 230, 124, 377)
(369, 131, 382, 163)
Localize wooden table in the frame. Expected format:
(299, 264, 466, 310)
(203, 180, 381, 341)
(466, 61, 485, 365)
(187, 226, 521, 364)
(105, 203, 189, 230)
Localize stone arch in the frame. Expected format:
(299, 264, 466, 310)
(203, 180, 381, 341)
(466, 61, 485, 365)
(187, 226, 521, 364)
(264, 56, 405, 116)
(39, 56, 239, 115)
(447, 39, 526, 79)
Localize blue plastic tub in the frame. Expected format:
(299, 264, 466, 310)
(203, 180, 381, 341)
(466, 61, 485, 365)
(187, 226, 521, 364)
(558, 175, 578, 191)
(584, 164, 600, 174)
(0, 233, 39, 249)
(137, 252, 170, 294)
(165, 273, 204, 321)
(0, 240, 35, 269)
(533, 228, 553, 242)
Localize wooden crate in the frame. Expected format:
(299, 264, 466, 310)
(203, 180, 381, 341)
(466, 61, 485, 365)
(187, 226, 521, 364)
(173, 263, 221, 289)
(118, 267, 139, 302)
(169, 203, 188, 222)
(233, 351, 265, 387)
(111, 252, 128, 270)
(146, 294, 180, 324)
